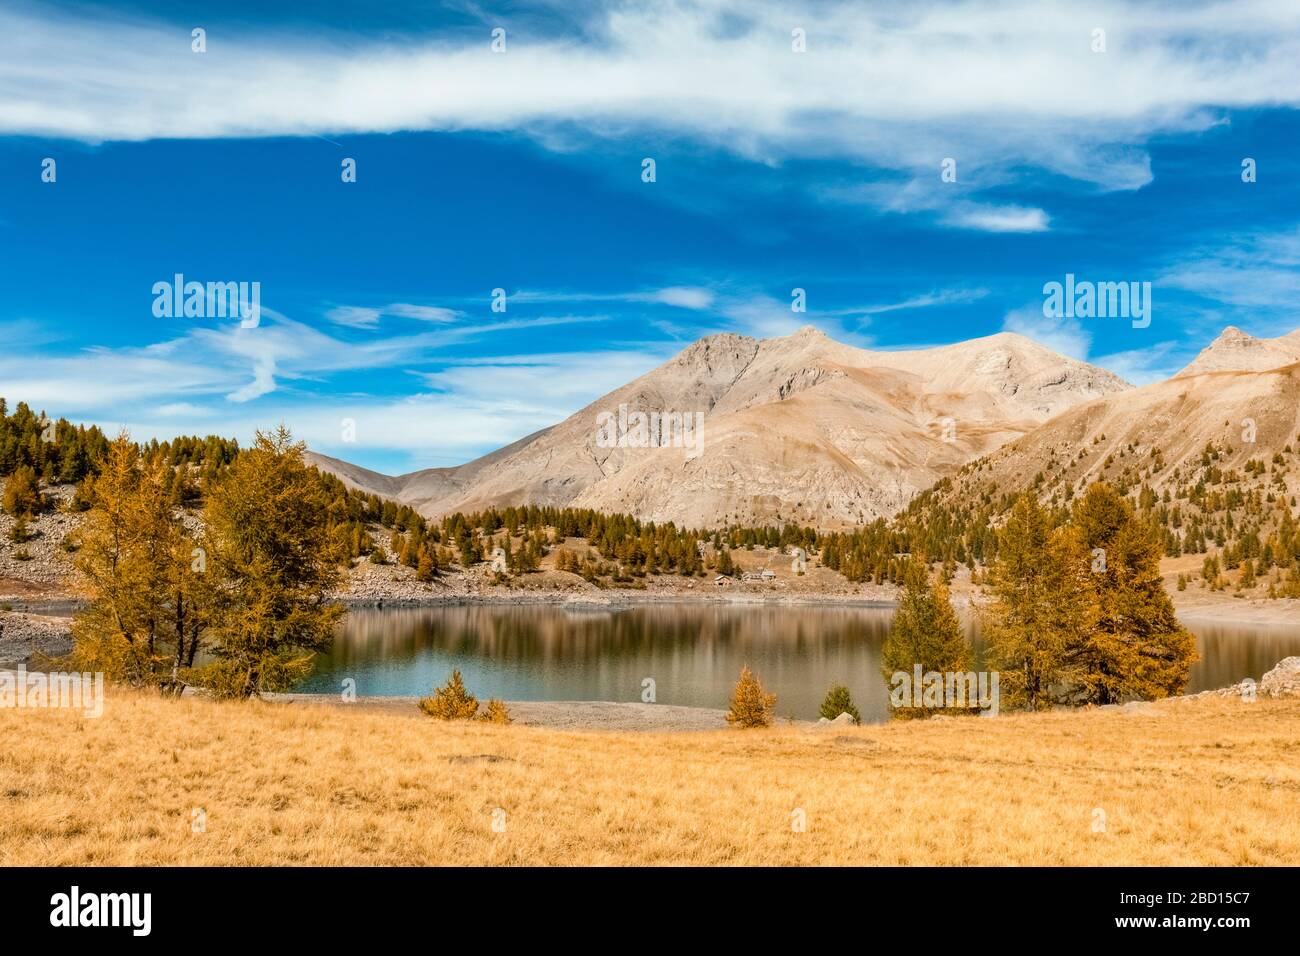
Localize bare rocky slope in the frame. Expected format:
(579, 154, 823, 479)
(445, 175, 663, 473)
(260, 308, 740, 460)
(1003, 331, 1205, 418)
(309, 326, 1130, 528)
(909, 325, 1300, 520)
(1176, 326, 1300, 377)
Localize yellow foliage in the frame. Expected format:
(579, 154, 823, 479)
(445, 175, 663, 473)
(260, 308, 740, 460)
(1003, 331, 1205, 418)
(418, 670, 480, 720)
(479, 699, 513, 724)
(726, 665, 775, 728)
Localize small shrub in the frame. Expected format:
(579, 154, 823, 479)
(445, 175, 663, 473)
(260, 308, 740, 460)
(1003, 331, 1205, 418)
(418, 669, 479, 720)
(726, 665, 775, 728)
(820, 685, 861, 724)
(9, 518, 29, 544)
(479, 699, 512, 724)
(1, 466, 42, 518)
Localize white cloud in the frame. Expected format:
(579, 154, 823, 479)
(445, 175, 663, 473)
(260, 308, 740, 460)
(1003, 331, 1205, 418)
(1001, 305, 1091, 360)
(696, 286, 991, 341)
(717, 293, 810, 339)
(154, 402, 210, 418)
(946, 204, 1050, 233)
(823, 179, 1052, 233)
(0, 318, 68, 348)
(1161, 227, 1300, 315)
(5, 0, 1298, 197)
(420, 349, 675, 413)
(0, 306, 615, 420)
(1091, 341, 1186, 385)
(386, 303, 460, 323)
(10, 281, 984, 468)
(0, 304, 671, 470)
(511, 286, 716, 310)
(645, 286, 715, 310)
(845, 288, 990, 316)
(326, 302, 461, 328)
(325, 306, 382, 329)
(63, 347, 679, 472)
(0, 351, 227, 412)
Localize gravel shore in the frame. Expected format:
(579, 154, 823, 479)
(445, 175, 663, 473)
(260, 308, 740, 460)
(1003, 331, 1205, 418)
(266, 692, 741, 731)
(0, 611, 73, 665)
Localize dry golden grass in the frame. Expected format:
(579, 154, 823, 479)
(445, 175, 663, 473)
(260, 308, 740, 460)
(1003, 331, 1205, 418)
(2, 690, 1299, 865)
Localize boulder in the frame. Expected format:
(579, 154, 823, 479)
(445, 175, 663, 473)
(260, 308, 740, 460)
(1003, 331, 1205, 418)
(815, 712, 857, 727)
(1261, 657, 1300, 698)
(1119, 701, 1163, 716)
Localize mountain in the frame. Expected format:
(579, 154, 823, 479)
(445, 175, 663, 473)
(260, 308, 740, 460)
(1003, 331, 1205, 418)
(1175, 326, 1300, 377)
(904, 325, 1300, 537)
(308, 325, 1130, 528)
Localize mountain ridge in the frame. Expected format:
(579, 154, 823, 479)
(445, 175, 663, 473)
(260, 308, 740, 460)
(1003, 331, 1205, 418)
(308, 324, 1135, 528)
(900, 325, 1300, 556)
(1176, 325, 1300, 378)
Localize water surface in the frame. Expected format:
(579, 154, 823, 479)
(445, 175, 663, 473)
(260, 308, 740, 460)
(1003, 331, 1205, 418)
(295, 604, 1300, 723)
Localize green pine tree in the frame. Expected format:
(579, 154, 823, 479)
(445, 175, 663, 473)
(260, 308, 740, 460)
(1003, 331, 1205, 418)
(981, 493, 1094, 710)
(717, 547, 735, 576)
(881, 558, 970, 720)
(1064, 483, 1197, 704)
(190, 426, 344, 699)
(819, 685, 861, 724)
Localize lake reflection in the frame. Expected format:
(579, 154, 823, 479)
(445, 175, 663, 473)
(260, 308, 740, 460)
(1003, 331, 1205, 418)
(294, 604, 1300, 723)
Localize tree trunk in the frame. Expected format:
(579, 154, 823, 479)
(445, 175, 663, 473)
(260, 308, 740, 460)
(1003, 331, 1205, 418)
(185, 617, 201, 667)
(169, 590, 185, 694)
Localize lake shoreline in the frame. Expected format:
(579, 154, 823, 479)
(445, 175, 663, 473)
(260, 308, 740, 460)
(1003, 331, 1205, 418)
(266, 692, 743, 732)
(7, 586, 1298, 628)
(264, 656, 1297, 731)
(7, 597, 1298, 730)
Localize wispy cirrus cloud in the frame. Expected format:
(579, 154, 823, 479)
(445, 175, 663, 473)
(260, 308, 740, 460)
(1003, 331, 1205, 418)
(325, 302, 461, 328)
(324, 306, 383, 329)
(37, 344, 679, 472)
(386, 303, 460, 322)
(710, 286, 988, 341)
(844, 288, 990, 317)
(2, 278, 997, 469)
(822, 179, 1053, 233)
(510, 286, 716, 310)
(1001, 306, 1091, 360)
(0, 306, 618, 416)
(1161, 227, 1300, 332)
(1091, 340, 1187, 385)
(6, 0, 1299, 203)
(1000, 306, 1196, 384)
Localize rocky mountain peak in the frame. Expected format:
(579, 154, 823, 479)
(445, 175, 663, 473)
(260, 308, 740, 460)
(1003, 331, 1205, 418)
(1178, 325, 1300, 377)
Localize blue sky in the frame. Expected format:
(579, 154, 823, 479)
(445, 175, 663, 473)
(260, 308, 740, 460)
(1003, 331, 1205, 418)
(2, 0, 1299, 473)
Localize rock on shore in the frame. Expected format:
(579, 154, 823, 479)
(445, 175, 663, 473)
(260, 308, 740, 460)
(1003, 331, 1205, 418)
(0, 611, 73, 665)
(1183, 657, 1300, 700)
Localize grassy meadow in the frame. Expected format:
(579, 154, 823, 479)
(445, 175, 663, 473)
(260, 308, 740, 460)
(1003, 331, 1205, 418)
(2, 690, 1298, 866)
